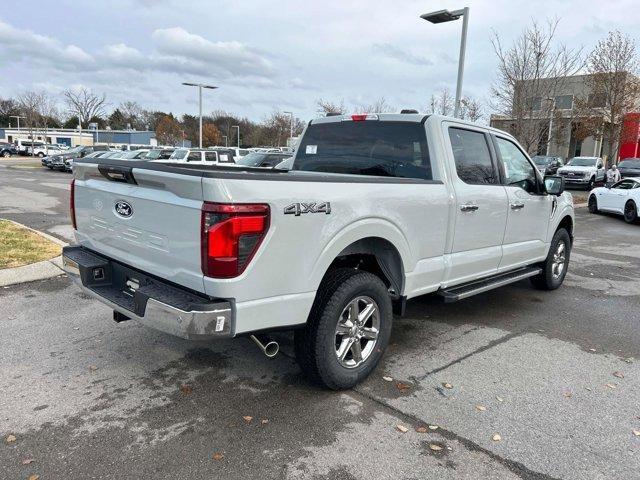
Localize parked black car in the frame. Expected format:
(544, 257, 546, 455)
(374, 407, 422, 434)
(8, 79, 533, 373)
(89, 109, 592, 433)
(0, 143, 18, 157)
(45, 145, 110, 171)
(531, 155, 564, 175)
(618, 158, 640, 178)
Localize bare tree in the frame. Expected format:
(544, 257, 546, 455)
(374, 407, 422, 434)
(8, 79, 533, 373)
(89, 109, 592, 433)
(428, 88, 454, 116)
(585, 30, 640, 162)
(36, 93, 59, 155)
(17, 91, 42, 154)
(119, 101, 146, 130)
(316, 98, 346, 116)
(355, 97, 395, 113)
(63, 87, 106, 128)
(459, 96, 484, 122)
(490, 18, 583, 153)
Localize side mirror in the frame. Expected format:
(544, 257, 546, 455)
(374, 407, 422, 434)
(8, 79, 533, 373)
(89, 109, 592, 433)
(544, 175, 564, 196)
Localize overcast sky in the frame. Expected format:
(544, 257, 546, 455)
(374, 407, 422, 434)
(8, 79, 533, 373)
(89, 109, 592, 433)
(0, 0, 638, 122)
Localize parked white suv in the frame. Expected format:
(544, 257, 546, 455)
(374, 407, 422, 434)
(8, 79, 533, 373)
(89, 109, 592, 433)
(557, 156, 605, 189)
(63, 113, 574, 389)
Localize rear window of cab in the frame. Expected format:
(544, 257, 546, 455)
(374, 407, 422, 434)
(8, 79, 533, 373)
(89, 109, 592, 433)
(294, 121, 432, 180)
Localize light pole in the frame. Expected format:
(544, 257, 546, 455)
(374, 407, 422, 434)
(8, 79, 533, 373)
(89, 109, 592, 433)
(545, 97, 556, 156)
(420, 7, 469, 118)
(283, 111, 294, 146)
(233, 125, 240, 148)
(223, 135, 228, 147)
(182, 82, 218, 148)
(10, 115, 25, 130)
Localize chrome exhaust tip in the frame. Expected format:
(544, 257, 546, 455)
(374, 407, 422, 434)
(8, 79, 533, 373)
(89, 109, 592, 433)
(250, 334, 279, 358)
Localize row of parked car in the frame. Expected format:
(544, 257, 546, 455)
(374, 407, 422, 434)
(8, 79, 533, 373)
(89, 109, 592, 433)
(40, 145, 293, 172)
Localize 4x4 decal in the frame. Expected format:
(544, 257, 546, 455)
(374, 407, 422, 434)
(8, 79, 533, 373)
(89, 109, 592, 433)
(284, 202, 331, 216)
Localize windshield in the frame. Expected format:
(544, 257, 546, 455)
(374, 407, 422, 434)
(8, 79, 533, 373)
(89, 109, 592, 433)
(119, 150, 146, 160)
(619, 159, 640, 168)
(169, 149, 188, 160)
(532, 156, 550, 165)
(567, 157, 597, 167)
(144, 150, 166, 159)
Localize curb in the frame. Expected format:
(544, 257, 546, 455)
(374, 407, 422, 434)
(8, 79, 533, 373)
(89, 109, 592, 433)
(0, 220, 69, 287)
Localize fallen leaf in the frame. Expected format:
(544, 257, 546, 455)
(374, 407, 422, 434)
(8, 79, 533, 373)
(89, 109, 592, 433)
(476, 405, 486, 411)
(605, 383, 617, 389)
(396, 424, 408, 433)
(5, 434, 16, 443)
(429, 443, 443, 452)
(212, 452, 224, 461)
(415, 426, 428, 433)
(428, 425, 439, 431)
(180, 385, 193, 395)
(28, 475, 39, 480)
(21, 458, 34, 465)
(496, 396, 504, 402)
(88, 365, 98, 372)
(585, 387, 592, 392)
(243, 416, 253, 423)
(382, 376, 393, 382)
(261, 419, 269, 425)
(73, 327, 79, 330)
(633, 430, 640, 437)
(396, 382, 411, 393)
(624, 358, 633, 364)
(442, 383, 453, 389)
(492, 434, 502, 442)
(589, 348, 596, 352)
(613, 371, 625, 379)
(562, 392, 573, 398)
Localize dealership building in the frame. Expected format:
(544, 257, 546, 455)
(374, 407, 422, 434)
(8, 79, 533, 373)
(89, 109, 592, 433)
(0, 127, 157, 148)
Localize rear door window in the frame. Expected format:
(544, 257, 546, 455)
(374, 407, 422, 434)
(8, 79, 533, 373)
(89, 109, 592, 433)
(448, 127, 497, 184)
(294, 120, 432, 180)
(187, 151, 201, 162)
(205, 151, 218, 162)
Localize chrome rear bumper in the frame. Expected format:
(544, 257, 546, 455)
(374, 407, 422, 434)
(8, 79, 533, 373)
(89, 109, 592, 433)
(62, 246, 234, 340)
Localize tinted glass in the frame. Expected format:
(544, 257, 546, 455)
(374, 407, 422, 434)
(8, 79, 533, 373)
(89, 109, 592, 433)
(613, 180, 635, 190)
(568, 157, 597, 167)
(619, 159, 640, 168)
(294, 121, 431, 180)
(449, 128, 496, 184)
(187, 152, 201, 162)
(555, 95, 573, 110)
(204, 151, 218, 162)
(532, 156, 550, 165)
(495, 137, 538, 193)
(169, 149, 188, 160)
(237, 153, 268, 167)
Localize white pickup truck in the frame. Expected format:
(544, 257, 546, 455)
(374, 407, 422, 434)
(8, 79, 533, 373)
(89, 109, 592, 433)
(62, 113, 574, 389)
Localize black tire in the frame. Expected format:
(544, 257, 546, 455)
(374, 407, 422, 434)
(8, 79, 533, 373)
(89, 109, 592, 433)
(624, 201, 638, 224)
(1, 151, 9, 158)
(588, 195, 599, 214)
(37, 152, 44, 158)
(587, 177, 595, 190)
(530, 228, 571, 290)
(294, 268, 392, 390)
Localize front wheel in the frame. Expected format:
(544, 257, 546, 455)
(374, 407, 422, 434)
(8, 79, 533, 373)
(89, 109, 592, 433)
(531, 228, 571, 290)
(624, 201, 638, 224)
(587, 177, 595, 190)
(294, 268, 392, 390)
(588, 195, 599, 214)
(37, 152, 45, 158)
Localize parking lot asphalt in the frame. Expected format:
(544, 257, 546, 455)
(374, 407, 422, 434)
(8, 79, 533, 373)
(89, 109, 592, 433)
(1, 162, 639, 479)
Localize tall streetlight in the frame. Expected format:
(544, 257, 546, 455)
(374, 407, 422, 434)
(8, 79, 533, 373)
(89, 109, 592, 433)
(283, 111, 294, 146)
(420, 7, 469, 118)
(10, 115, 25, 130)
(232, 125, 240, 148)
(182, 82, 218, 148)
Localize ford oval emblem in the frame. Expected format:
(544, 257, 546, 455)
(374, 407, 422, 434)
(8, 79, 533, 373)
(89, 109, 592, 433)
(114, 200, 133, 218)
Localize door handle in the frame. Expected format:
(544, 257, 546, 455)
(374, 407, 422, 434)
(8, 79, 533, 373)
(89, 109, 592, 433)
(510, 202, 525, 210)
(460, 203, 479, 212)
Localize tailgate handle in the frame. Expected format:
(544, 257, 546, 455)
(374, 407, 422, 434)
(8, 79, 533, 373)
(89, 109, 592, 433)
(98, 165, 137, 184)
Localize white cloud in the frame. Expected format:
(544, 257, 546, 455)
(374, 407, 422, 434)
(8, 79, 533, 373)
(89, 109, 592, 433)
(0, 19, 94, 68)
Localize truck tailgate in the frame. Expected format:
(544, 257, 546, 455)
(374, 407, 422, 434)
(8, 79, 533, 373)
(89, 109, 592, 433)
(73, 163, 205, 293)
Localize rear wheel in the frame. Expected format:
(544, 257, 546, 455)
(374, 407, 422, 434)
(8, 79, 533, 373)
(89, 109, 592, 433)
(588, 195, 599, 214)
(37, 152, 45, 158)
(294, 268, 392, 390)
(624, 201, 638, 224)
(531, 228, 571, 290)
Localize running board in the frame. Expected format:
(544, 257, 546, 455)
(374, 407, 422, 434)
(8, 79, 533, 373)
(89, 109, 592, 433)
(438, 267, 542, 303)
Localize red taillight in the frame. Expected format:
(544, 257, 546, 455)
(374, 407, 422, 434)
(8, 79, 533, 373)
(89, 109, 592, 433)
(351, 114, 367, 122)
(70, 179, 77, 230)
(201, 202, 270, 278)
